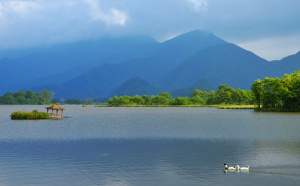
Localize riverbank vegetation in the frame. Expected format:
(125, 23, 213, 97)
(107, 84, 255, 107)
(251, 70, 300, 112)
(11, 109, 50, 120)
(3, 71, 300, 112)
(0, 89, 53, 105)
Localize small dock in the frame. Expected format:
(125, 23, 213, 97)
(46, 104, 65, 119)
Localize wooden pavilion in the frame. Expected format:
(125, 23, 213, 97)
(46, 104, 65, 118)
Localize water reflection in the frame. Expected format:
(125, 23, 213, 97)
(0, 139, 299, 185)
(0, 106, 300, 185)
(1, 106, 300, 141)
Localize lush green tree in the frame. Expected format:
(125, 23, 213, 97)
(142, 95, 151, 105)
(108, 95, 132, 106)
(3, 93, 15, 104)
(190, 95, 205, 105)
(206, 90, 216, 105)
(151, 95, 169, 105)
(191, 89, 209, 101)
(216, 84, 235, 104)
(132, 95, 145, 105)
(0, 89, 54, 105)
(171, 97, 189, 105)
(158, 92, 172, 99)
(40, 89, 53, 105)
(251, 79, 263, 108)
(251, 71, 300, 111)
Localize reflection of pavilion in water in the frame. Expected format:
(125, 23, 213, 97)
(46, 104, 65, 119)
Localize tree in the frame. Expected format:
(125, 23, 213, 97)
(142, 95, 151, 105)
(152, 95, 169, 105)
(251, 80, 263, 109)
(132, 95, 144, 105)
(215, 84, 234, 104)
(40, 89, 53, 105)
(158, 92, 172, 100)
(251, 71, 300, 111)
(191, 89, 209, 101)
(171, 97, 189, 105)
(190, 95, 205, 105)
(206, 90, 216, 104)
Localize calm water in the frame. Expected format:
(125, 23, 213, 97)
(0, 105, 300, 185)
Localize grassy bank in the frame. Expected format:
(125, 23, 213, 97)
(11, 109, 50, 120)
(217, 105, 255, 109)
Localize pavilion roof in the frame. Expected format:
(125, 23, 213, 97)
(46, 104, 65, 110)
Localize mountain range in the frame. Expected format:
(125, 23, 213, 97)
(1, 30, 299, 100)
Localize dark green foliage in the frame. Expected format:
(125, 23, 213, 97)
(108, 95, 133, 106)
(251, 70, 300, 111)
(171, 97, 189, 105)
(11, 110, 50, 120)
(192, 85, 254, 105)
(158, 92, 172, 99)
(107, 86, 254, 106)
(0, 89, 53, 105)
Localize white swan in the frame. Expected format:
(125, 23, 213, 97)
(223, 164, 236, 170)
(235, 165, 249, 171)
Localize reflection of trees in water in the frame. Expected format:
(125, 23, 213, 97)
(0, 139, 252, 178)
(1, 139, 300, 185)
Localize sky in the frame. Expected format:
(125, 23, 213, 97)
(0, 0, 299, 61)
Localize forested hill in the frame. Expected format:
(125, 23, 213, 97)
(1, 29, 300, 99)
(154, 43, 269, 92)
(55, 30, 227, 98)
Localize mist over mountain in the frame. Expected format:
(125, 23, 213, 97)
(0, 35, 158, 95)
(1, 29, 299, 100)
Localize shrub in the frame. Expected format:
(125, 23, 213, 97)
(11, 110, 49, 120)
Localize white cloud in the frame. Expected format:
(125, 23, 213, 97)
(0, 0, 41, 18)
(84, 0, 128, 25)
(0, 0, 298, 61)
(237, 33, 300, 61)
(186, 0, 207, 12)
(0, 0, 128, 49)
(0, 3, 3, 17)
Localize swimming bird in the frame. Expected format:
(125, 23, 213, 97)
(235, 165, 249, 171)
(223, 163, 236, 170)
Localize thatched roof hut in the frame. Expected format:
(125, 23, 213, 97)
(46, 104, 65, 118)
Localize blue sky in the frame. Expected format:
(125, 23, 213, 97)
(0, 0, 299, 60)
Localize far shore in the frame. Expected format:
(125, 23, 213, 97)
(94, 104, 255, 109)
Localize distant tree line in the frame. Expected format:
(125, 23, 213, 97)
(3, 70, 299, 111)
(251, 70, 300, 111)
(108, 84, 255, 106)
(0, 89, 104, 105)
(0, 89, 53, 105)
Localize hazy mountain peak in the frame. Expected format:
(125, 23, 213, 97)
(162, 29, 225, 45)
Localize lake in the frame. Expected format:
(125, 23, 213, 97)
(0, 105, 300, 185)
